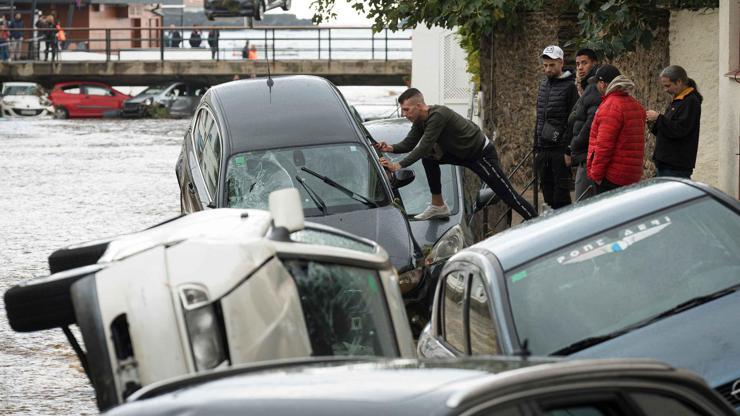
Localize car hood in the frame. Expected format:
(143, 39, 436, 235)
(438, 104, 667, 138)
(570, 290, 740, 388)
(2, 95, 46, 106)
(126, 93, 161, 104)
(308, 205, 416, 271)
(408, 210, 465, 252)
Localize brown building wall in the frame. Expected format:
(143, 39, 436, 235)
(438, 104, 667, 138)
(480, 12, 670, 187)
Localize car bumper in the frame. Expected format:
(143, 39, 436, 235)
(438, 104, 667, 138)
(1, 105, 50, 117)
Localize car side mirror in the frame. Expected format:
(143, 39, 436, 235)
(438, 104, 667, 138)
(474, 187, 498, 213)
(391, 169, 415, 188)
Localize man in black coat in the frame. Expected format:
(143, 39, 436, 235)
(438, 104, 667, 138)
(568, 48, 600, 200)
(646, 65, 703, 179)
(208, 29, 219, 60)
(534, 45, 578, 209)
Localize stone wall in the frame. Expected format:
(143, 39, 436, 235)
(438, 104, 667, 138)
(480, 11, 671, 186)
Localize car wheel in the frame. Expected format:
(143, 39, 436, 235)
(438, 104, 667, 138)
(281, 0, 290, 11)
(54, 106, 69, 119)
(4, 267, 100, 332)
(254, 0, 265, 20)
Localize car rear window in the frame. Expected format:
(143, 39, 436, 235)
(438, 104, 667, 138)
(505, 197, 740, 356)
(284, 260, 398, 357)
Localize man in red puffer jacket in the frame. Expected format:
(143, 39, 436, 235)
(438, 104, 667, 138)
(586, 64, 646, 194)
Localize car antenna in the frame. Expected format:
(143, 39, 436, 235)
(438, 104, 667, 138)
(264, 44, 274, 103)
(517, 339, 531, 361)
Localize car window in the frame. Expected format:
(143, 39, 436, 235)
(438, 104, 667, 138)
(85, 86, 113, 96)
(442, 270, 467, 353)
(506, 197, 740, 355)
(199, 114, 221, 196)
(3, 85, 39, 95)
(631, 392, 707, 415)
(283, 260, 398, 357)
(192, 109, 208, 162)
(468, 272, 499, 355)
(61, 85, 81, 94)
(225, 144, 390, 215)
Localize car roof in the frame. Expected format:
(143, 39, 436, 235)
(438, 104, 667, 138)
(472, 178, 718, 271)
(2, 82, 38, 87)
(207, 75, 364, 154)
(363, 117, 412, 144)
(117, 357, 705, 415)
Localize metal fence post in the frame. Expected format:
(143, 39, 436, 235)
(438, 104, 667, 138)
(328, 28, 331, 62)
(371, 30, 374, 60)
(271, 28, 275, 62)
(160, 27, 164, 61)
(317, 28, 321, 59)
(105, 29, 111, 62)
(384, 28, 388, 61)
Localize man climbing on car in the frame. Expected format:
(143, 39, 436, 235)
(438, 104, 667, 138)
(374, 88, 538, 221)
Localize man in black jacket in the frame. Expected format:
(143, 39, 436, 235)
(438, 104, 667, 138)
(534, 45, 578, 209)
(568, 48, 600, 200)
(375, 88, 538, 221)
(646, 65, 702, 179)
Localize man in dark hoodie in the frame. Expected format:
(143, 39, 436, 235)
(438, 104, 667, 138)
(534, 45, 578, 209)
(646, 65, 703, 179)
(568, 48, 600, 200)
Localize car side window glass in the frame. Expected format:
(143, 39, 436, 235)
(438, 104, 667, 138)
(631, 393, 706, 415)
(86, 86, 113, 96)
(442, 270, 467, 353)
(468, 272, 499, 355)
(473, 403, 524, 416)
(200, 115, 221, 196)
(62, 86, 81, 94)
(193, 109, 207, 162)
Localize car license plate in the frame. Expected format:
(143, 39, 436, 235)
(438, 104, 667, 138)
(21, 110, 37, 115)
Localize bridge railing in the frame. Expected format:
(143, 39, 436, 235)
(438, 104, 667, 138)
(4, 26, 412, 63)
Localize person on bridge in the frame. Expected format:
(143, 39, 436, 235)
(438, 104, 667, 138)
(247, 45, 258, 60)
(208, 28, 219, 60)
(189, 27, 202, 48)
(374, 88, 538, 221)
(168, 25, 181, 48)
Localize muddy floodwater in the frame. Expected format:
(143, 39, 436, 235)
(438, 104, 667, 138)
(0, 86, 402, 415)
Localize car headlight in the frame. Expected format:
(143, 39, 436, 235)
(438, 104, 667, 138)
(426, 225, 465, 265)
(180, 285, 227, 371)
(143, 98, 153, 106)
(398, 268, 423, 294)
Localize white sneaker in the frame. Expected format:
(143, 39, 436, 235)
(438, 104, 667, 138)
(414, 204, 451, 220)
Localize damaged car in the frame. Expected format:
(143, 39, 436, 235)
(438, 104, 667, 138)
(417, 178, 740, 411)
(4, 188, 415, 412)
(1, 82, 52, 117)
(122, 82, 209, 118)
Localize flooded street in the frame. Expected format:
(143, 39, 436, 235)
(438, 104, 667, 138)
(0, 86, 401, 415)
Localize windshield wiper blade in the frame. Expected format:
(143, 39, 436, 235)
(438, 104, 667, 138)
(300, 166, 378, 208)
(552, 284, 740, 356)
(295, 175, 328, 216)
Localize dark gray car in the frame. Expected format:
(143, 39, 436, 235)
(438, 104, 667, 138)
(176, 76, 424, 296)
(122, 82, 208, 118)
(107, 356, 735, 415)
(418, 178, 740, 411)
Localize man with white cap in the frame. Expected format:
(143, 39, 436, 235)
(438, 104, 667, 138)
(534, 45, 578, 209)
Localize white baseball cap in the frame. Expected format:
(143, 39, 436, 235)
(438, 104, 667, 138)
(541, 45, 564, 60)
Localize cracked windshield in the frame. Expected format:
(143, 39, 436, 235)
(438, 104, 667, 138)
(226, 143, 389, 215)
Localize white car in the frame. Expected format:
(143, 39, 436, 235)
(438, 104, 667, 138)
(1, 82, 52, 117)
(4, 188, 415, 411)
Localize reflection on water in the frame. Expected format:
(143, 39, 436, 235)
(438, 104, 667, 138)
(0, 85, 402, 414)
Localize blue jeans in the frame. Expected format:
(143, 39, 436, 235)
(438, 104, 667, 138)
(656, 166, 692, 179)
(0, 43, 8, 61)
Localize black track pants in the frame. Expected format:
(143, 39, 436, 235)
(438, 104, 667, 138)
(422, 144, 538, 220)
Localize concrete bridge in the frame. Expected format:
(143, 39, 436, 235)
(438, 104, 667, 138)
(0, 59, 412, 87)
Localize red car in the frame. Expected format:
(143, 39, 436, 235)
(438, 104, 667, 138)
(49, 82, 131, 118)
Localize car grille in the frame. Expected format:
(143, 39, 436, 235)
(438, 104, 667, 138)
(715, 380, 740, 407)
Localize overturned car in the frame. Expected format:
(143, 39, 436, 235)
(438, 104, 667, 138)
(4, 188, 414, 411)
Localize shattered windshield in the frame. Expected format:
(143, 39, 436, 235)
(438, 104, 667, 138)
(285, 260, 398, 357)
(506, 198, 740, 356)
(225, 143, 389, 216)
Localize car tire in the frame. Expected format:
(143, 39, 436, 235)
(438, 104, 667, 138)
(54, 106, 69, 119)
(254, 0, 265, 20)
(4, 267, 99, 332)
(281, 0, 290, 11)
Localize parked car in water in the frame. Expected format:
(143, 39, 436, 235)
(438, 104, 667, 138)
(1, 82, 52, 117)
(107, 356, 736, 416)
(49, 82, 130, 118)
(4, 188, 415, 411)
(417, 178, 740, 410)
(122, 82, 209, 118)
(204, 0, 290, 20)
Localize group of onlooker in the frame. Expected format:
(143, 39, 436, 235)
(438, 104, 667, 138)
(1, 13, 26, 62)
(165, 25, 225, 60)
(535, 45, 702, 208)
(0, 11, 67, 62)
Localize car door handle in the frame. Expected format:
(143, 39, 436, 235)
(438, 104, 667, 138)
(187, 182, 196, 194)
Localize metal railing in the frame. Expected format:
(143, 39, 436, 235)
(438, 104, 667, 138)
(0, 26, 412, 63)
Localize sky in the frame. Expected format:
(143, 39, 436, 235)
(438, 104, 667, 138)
(272, 0, 373, 26)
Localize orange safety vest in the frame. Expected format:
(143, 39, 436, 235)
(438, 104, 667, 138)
(247, 50, 257, 59)
(56, 24, 66, 41)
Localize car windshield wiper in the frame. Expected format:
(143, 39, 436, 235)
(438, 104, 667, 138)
(295, 175, 328, 216)
(300, 166, 378, 208)
(551, 284, 740, 356)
